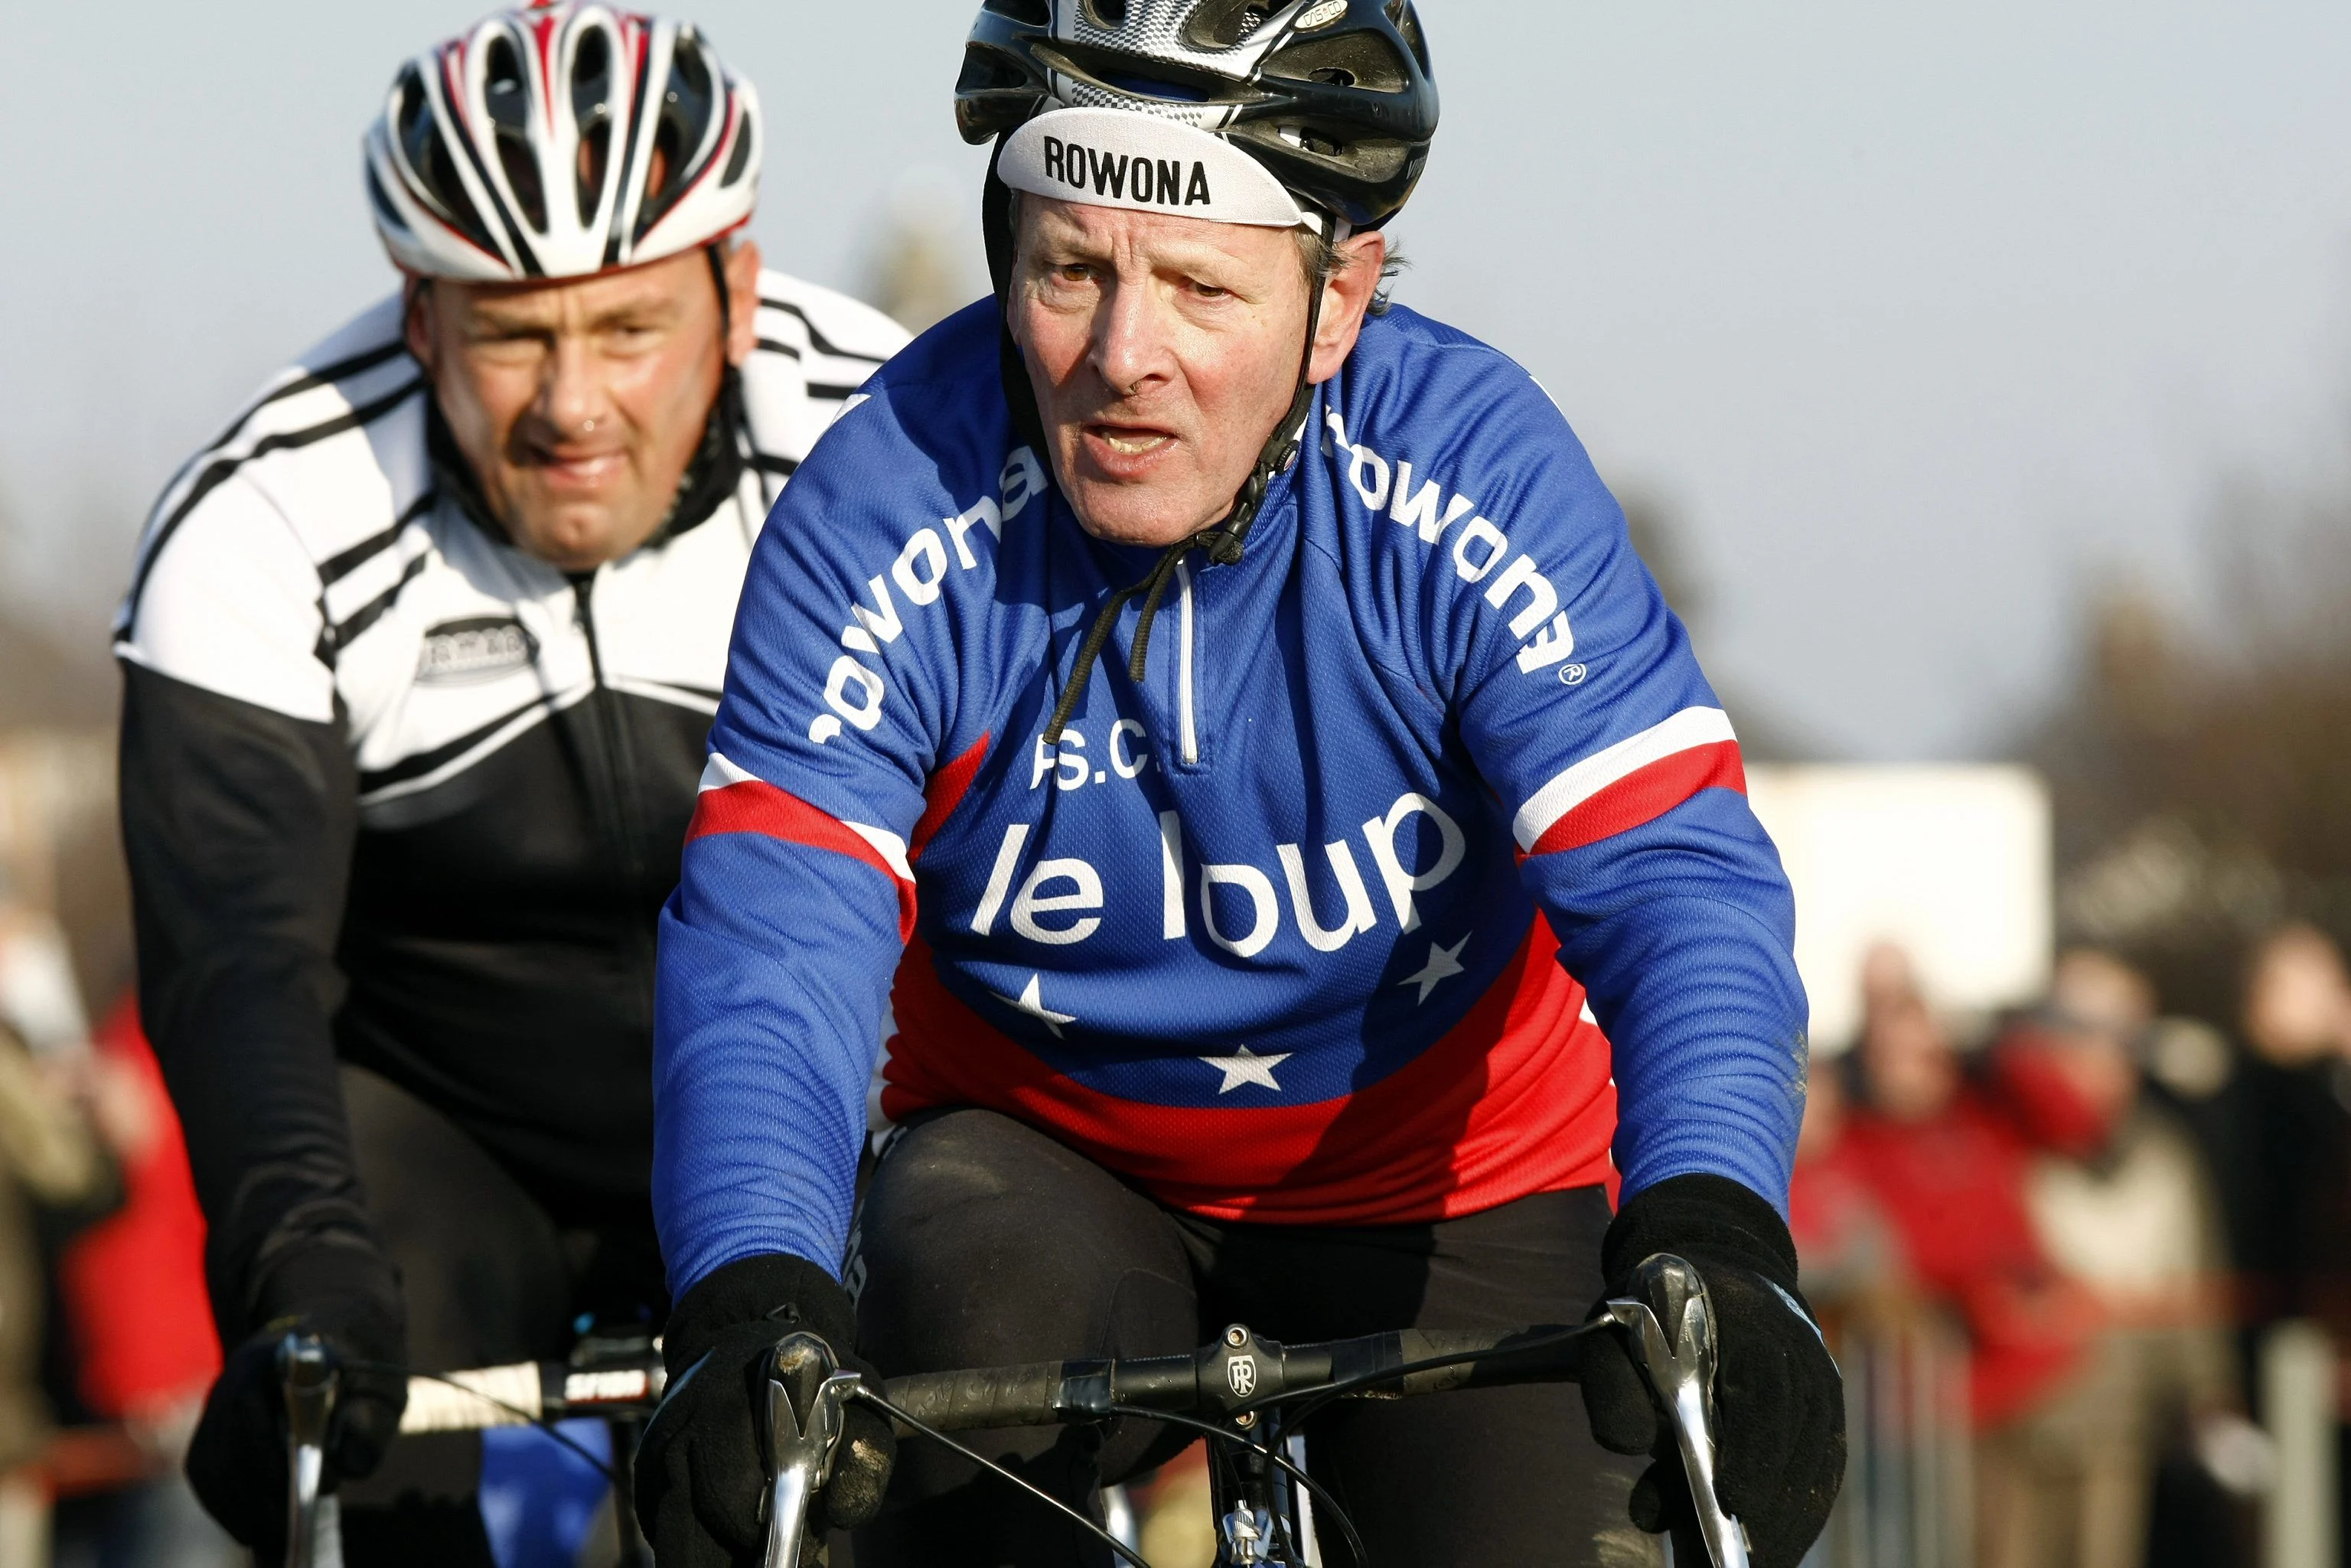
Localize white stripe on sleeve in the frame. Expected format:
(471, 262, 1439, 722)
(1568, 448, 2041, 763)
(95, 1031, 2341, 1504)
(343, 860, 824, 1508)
(1511, 706, 1737, 852)
(699, 751, 760, 792)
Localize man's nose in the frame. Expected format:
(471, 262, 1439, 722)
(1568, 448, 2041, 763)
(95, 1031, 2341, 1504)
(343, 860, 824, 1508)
(1090, 275, 1172, 400)
(537, 335, 610, 438)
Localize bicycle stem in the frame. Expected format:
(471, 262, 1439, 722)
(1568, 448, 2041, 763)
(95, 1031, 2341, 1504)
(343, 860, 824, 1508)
(280, 1332, 339, 1568)
(1600, 1254, 1752, 1568)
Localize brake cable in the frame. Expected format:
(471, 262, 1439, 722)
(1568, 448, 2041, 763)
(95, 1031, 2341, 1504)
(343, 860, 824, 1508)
(849, 1384, 1152, 1568)
(1257, 1319, 1609, 1434)
(1104, 1403, 1370, 1568)
(342, 1359, 625, 1487)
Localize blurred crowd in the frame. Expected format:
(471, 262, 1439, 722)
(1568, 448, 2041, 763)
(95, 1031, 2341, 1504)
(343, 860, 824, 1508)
(1795, 926, 2351, 1568)
(0, 870, 234, 1565)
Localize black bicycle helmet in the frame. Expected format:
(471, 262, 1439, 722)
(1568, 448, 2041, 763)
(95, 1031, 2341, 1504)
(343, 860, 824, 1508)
(957, 0, 1437, 233)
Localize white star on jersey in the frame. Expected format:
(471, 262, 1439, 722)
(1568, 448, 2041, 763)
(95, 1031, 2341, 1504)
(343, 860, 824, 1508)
(1201, 1046, 1290, 1094)
(1398, 934, 1470, 1003)
(993, 973, 1077, 1038)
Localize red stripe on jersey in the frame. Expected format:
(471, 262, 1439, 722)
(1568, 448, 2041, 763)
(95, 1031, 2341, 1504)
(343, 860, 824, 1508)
(1529, 741, 1746, 857)
(911, 733, 992, 863)
(879, 922, 1618, 1225)
(689, 782, 915, 940)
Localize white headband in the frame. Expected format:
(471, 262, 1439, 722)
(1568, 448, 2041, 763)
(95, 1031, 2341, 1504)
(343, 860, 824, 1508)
(999, 106, 1309, 230)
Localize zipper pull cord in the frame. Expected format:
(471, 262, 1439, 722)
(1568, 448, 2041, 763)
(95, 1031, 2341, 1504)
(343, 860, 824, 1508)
(1040, 533, 1193, 746)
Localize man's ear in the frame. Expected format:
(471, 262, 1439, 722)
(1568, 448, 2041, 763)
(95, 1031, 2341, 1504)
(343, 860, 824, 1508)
(1306, 230, 1386, 386)
(722, 238, 763, 367)
(403, 279, 439, 374)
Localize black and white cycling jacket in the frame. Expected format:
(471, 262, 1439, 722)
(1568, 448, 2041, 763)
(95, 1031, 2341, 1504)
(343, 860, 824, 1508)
(114, 271, 908, 1328)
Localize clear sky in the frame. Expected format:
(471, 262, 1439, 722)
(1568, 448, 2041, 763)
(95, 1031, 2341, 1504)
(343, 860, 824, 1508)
(3, 0, 2347, 757)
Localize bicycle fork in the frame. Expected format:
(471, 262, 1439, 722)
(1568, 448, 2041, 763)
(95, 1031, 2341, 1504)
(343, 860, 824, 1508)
(1209, 1425, 1291, 1566)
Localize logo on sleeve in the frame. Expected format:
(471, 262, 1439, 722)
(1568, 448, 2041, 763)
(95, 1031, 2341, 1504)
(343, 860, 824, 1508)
(1323, 412, 1578, 677)
(416, 617, 540, 684)
(810, 448, 1047, 745)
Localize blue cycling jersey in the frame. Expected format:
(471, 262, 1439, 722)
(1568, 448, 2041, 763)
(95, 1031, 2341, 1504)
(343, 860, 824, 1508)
(652, 299, 1808, 1294)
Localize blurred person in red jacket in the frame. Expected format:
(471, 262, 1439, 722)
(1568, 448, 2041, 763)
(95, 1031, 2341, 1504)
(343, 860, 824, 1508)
(0, 897, 122, 1553)
(1981, 950, 2243, 1568)
(1787, 1049, 1907, 1318)
(1841, 944, 2089, 1433)
(51, 1001, 236, 1568)
(0, 883, 231, 1563)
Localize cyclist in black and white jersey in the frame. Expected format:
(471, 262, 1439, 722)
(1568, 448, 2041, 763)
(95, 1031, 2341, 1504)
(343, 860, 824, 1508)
(112, 5, 906, 1558)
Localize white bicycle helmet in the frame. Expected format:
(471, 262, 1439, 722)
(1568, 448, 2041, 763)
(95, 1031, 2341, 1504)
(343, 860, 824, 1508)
(365, 2, 761, 281)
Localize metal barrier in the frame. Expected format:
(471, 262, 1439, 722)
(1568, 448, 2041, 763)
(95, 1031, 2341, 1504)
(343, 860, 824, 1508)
(1807, 1317, 1974, 1568)
(2261, 1321, 2339, 1568)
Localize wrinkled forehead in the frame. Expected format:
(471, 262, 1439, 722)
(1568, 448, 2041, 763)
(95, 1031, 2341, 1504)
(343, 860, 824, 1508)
(1015, 193, 1299, 269)
(432, 246, 717, 323)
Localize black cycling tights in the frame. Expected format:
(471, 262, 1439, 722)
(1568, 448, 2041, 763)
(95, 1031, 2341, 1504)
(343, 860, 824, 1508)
(330, 1065, 667, 1566)
(849, 1108, 1658, 1568)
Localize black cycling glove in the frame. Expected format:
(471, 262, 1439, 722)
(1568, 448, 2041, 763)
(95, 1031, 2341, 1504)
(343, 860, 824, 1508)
(1579, 1174, 1844, 1568)
(185, 1244, 409, 1563)
(636, 1253, 898, 1568)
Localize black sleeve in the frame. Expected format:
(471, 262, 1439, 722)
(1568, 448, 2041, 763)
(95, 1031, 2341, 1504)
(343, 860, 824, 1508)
(118, 660, 394, 1340)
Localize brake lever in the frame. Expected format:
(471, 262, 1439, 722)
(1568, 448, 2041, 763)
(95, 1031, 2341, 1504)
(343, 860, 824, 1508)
(760, 1332, 862, 1568)
(280, 1332, 341, 1568)
(1602, 1254, 1752, 1568)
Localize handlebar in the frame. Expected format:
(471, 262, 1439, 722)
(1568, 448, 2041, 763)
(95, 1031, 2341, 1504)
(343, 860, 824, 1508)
(876, 1322, 1585, 1434)
(396, 1359, 665, 1433)
(285, 1253, 1751, 1568)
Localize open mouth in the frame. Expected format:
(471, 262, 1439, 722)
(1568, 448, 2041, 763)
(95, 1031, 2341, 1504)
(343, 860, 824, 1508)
(1082, 422, 1178, 473)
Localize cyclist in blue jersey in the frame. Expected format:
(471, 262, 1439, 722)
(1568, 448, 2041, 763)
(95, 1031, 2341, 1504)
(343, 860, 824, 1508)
(640, 4, 1842, 1565)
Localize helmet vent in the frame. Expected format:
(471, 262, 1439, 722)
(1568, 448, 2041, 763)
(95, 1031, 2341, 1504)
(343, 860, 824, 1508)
(394, 67, 432, 161)
(365, 165, 408, 236)
(396, 64, 497, 256)
(637, 31, 718, 240)
(958, 47, 1037, 97)
(483, 34, 548, 233)
(571, 28, 612, 123)
(1185, 0, 1273, 48)
(1386, 0, 1430, 71)
(1263, 31, 1409, 93)
(572, 28, 615, 226)
(1085, 0, 1129, 25)
(577, 125, 611, 225)
(720, 105, 755, 187)
(483, 36, 527, 130)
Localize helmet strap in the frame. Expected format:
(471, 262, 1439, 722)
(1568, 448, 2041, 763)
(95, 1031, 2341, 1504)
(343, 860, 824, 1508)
(706, 242, 735, 348)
